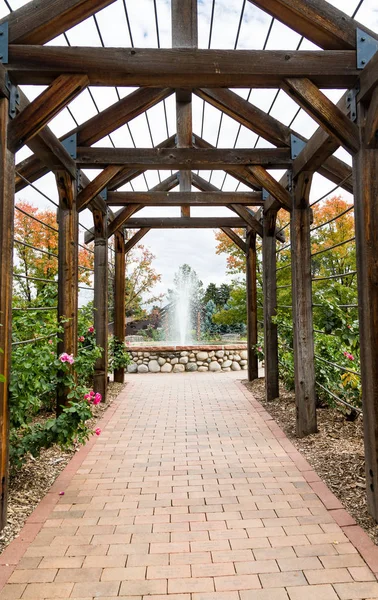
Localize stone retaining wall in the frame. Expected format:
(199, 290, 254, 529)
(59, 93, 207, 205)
(127, 344, 248, 374)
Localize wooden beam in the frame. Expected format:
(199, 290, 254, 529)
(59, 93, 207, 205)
(106, 191, 264, 206)
(247, 0, 377, 50)
(93, 209, 108, 401)
(8, 75, 88, 153)
(192, 173, 219, 192)
(220, 227, 247, 254)
(56, 171, 78, 413)
(249, 166, 292, 211)
(7, 46, 359, 88)
(0, 0, 117, 45)
(15, 88, 173, 191)
(291, 172, 317, 437)
(246, 228, 259, 381)
(231, 204, 263, 237)
(76, 147, 292, 169)
(358, 51, 378, 105)
(114, 230, 126, 383)
(108, 205, 143, 239)
(262, 207, 279, 401)
(122, 217, 246, 229)
(77, 166, 123, 212)
(124, 228, 151, 254)
(353, 94, 378, 520)
(284, 78, 360, 154)
(0, 98, 15, 532)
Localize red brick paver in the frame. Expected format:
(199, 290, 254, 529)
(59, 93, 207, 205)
(1, 371, 378, 599)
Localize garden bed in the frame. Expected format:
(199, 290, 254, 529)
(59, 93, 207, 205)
(0, 382, 124, 555)
(243, 378, 378, 545)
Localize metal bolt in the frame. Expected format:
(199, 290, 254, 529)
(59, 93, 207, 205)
(361, 37, 366, 42)
(361, 59, 366, 65)
(0, 32, 3, 36)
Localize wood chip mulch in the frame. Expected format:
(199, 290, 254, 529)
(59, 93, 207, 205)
(0, 382, 125, 555)
(243, 378, 378, 545)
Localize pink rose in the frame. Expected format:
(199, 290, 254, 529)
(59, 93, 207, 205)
(84, 393, 91, 401)
(95, 428, 101, 436)
(59, 352, 74, 364)
(78, 335, 85, 342)
(88, 326, 95, 334)
(93, 393, 102, 405)
(48, 339, 53, 345)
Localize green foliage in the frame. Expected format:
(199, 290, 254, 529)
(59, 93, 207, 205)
(108, 336, 131, 371)
(213, 283, 247, 327)
(202, 300, 220, 340)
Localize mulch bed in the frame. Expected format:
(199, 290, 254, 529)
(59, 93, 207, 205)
(243, 378, 378, 545)
(0, 382, 124, 555)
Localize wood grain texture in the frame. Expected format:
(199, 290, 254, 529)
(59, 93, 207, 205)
(77, 166, 123, 212)
(8, 75, 88, 153)
(290, 172, 317, 437)
(107, 205, 143, 238)
(262, 208, 279, 401)
(76, 147, 291, 169)
(353, 98, 378, 520)
(122, 217, 246, 229)
(246, 228, 258, 381)
(93, 209, 108, 402)
(6, 46, 359, 88)
(106, 191, 263, 206)
(114, 231, 126, 383)
(56, 171, 78, 413)
(0, 0, 117, 45)
(220, 227, 247, 253)
(124, 228, 151, 254)
(247, 0, 377, 50)
(0, 98, 15, 532)
(231, 204, 263, 237)
(249, 166, 292, 211)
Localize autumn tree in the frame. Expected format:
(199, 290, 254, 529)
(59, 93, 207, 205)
(122, 243, 162, 320)
(14, 201, 93, 306)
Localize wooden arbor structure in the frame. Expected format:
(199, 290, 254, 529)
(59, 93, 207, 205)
(0, 0, 378, 528)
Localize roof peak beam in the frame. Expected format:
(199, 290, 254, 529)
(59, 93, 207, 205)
(247, 0, 378, 50)
(6, 47, 359, 89)
(121, 217, 246, 229)
(15, 87, 172, 192)
(106, 191, 264, 206)
(0, 0, 118, 45)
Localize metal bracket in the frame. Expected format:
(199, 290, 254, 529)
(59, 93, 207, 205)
(99, 187, 108, 201)
(0, 22, 9, 64)
(287, 171, 293, 193)
(346, 85, 359, 123)
(62, 133, 77, 159)
(290, 134, 306, 160)
(262, 189, 269, 201)
(357, 28, 378, 69)
(5, 74, 20, 119)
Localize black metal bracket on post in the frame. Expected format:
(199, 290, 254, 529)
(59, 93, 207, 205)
(62, 133, 77, 159)
(346, 85, 360, 123)
(100, 188, 108, 201)
(0, 22, 8, 64)
(5, 74, 20, 120)
(262, 189, 269, 201)
(290, 134, 306, 160)
(356, 28, 378, 69)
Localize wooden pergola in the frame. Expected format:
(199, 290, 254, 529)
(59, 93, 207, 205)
(0, 0, 377, 530)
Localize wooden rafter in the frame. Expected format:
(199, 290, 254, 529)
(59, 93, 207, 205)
(122, 217, 246, 229)
(249, 166, 292, 211)
(77, 166, 123, 212)
(124, 228, 151, 254)
(220, 227, 247, 254)
(107, 205, 143, 239)
(247, 0, 378, 50)
(106, 191, 264, 206)
(0, 0, 117, 45)
(6, 47, 358, 88)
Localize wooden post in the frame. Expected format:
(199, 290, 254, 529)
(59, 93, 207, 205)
(114, 230, 126, 383)
(172, 0, 197, 217)
(262, 208, 279, 400)
(353, 90, 378, 521)
(246, 228, 258, 381)
(93, 209, 108, 400)
(56, 171, 78, 413)
(0, 98, 15, 531)
(291, 172, 317, 437)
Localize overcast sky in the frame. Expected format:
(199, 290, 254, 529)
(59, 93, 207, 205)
(3, 0, 378, 304)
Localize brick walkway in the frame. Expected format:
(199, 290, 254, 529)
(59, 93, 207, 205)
(1, 372, 378, 599)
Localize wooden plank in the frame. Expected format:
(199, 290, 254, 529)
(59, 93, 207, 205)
(93, 209, 108, 402)
(220, 227, 247, 254)
(262, 208, 279, 401)
(77, 166, 123, 212)
(247, 0, 377, 50)
(15, 88, 173, 190)
(231, 204, 263, 237)
(7, 46, 359, 88)
(291, 172, 317, 437)
(8, 75, 88, 153)
(114, 231, 126, 383)
(108, 205, 143, 239)
(1, 0, 117, 45)
(195, 87, 354, 193)
(353, 96, 378, 520)
(364, 87, 378, 148)
(0, 98, 15, 532)
(246, 228, 258, 381)
(358, 51, 378, 105)
(124, 228, 151, 254)
(249, 166, 292, 211)
(56, 171, 78, 413)
(122, 217, 246, 229)
(106, 191, 264, 206)
(76, 147, 292, 169)
(192, 173, 219, 192)
(284, 78, 360, 154)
